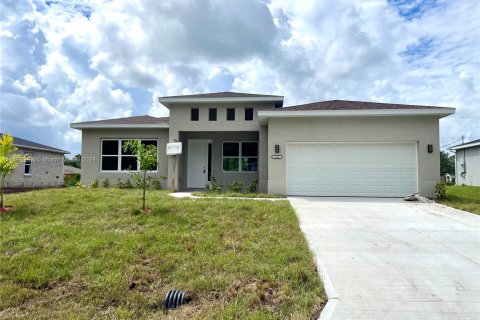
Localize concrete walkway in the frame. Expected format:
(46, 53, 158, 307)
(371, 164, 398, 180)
(289, 197, 480, 320)
(169, 192, 286, 201)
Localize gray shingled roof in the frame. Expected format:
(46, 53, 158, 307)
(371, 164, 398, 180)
(278, 100, 446, 111)
(159, 91, 283, 99)
(451, 138, 480, 150)
(0, 133, 69, 154)
(71, 115, 169, 126)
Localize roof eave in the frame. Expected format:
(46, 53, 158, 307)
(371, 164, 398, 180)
(451, 141, 480, 150)
(258, 108, 456, 125)
(15, 144, 70, 154)
(70, 123, 170, 130)
(158, 96, 284, 108)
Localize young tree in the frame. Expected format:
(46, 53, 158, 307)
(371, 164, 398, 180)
(122, 140, 158, 211)
(0, 134, 28, 209)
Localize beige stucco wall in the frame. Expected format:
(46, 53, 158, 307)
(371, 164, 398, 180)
(267, 116, 441, 198)
(80, 128, 169, 186)
(5, 148, 64, 187)
(455, 146, 480, 186)
(167, 102, 275, 191)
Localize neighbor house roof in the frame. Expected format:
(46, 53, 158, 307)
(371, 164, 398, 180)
(70, 115, 169, 129)
(158, 91, 284, 108)
(451, 138, 480, 150)
(258, 100, 455, 124)
(0, 133, 69, 154)
(64, 165, 81, 175)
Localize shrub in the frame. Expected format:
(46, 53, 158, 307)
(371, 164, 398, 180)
(130, 172, 144, 188)
(123, 178, 133, 189)
(205, 176, 222, 193)
(435, 181, 447, 200)
(227, 180, 243, 193)
(102, 178, 110, 188)
(64, 174, 80, 187)
(148, 176, 162, 190)
(90, 179, 99, 188)
(115, 178, 133, 189)
(247, 179, 258, 193)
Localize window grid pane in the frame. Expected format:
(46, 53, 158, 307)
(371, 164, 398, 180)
(102, 156, 118, 171)
(241, 142, 258, 156)
(223, 142, 239, 156)
(223, 157, 239, 172)
(242, 157, 258, 172)
(102, 140, 119, 155)
(121, 156, 138, 171)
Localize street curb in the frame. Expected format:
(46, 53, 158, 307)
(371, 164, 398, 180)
(314, 253, 339, 320)
(288, 198, 339, 320)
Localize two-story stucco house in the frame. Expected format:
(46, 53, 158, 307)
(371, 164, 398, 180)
(1, 133, 69, 188)
(70, 92, 455, 198)
(451, 139, 480, 186)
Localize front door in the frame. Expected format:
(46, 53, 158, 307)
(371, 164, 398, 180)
(187, 140, 210, 189)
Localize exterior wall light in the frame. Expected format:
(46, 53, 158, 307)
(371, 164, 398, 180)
(427, 144, 433, 153)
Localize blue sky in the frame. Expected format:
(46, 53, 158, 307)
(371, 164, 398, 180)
(1, 0, 479, 155)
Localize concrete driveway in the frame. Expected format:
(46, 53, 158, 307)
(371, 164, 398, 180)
(289, 197, 480, 320)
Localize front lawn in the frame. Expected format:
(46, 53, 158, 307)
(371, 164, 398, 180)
(192, 192, 286, 199)
(439, 185, 480, 215)
(0, 188, 325, 319)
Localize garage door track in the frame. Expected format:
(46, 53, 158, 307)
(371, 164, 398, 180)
(290, 197, 480, 320)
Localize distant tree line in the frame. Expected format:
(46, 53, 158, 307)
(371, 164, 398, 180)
(440, 151, 455, 176)
(64, 154, 81, 168)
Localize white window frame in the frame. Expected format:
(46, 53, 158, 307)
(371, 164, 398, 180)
(100, 139, 158, 172)
(222, 141, 258, 173)
(24, 154, 32, 176)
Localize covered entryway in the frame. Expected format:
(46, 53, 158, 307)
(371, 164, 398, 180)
(286, 142, 417, 197)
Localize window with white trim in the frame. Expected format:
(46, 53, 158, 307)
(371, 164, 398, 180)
(222, 142, 258, 172)
(101, 139, 158, 171)
(24, 155, 32, 175)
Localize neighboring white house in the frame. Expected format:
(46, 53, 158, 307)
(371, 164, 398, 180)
(1, 133, 69, 188)
(451, 139, 480, 186)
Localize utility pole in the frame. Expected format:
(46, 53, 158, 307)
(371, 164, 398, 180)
(461, 135, 465, 144)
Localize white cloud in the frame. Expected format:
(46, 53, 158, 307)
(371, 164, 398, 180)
(13, 73, 41, 93)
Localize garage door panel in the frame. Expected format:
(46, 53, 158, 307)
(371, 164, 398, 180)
(287, 143, 417, 197)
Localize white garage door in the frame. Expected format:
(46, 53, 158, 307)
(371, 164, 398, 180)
(286, 143, 417, 197)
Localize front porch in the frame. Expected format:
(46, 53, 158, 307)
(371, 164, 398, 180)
(172, 131, 266, 192)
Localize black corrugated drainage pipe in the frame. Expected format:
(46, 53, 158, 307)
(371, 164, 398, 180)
(163, 290, 189, 309)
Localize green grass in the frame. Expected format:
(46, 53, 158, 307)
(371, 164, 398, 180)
(440, 185, 480, 215)
(0, 188, 325, 319)
(191, 192, 286, 199)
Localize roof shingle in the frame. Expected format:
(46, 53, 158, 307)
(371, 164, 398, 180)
(277, 100, 446, 111)
(159, 91, 283, 99)
(0, 133, 69, 154)
(71, 115, 169, 126)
